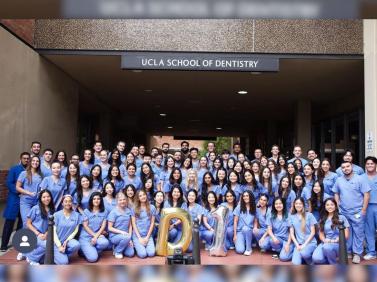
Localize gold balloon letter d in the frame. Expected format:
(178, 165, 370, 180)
(156, 208, 193, 256)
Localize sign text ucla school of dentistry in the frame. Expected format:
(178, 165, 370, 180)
(121, 52, 279, 72)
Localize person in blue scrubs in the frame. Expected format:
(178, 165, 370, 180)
(201, 172, 221, 203)
(189, 148, 200, 170)
(54, 150, 68, 179)
(1, 152, 29, 252)
(292, 174, 310, 209)
(164, 184, 185, 241)
(287, 146, 308, 166)
(233, 161, 244, 178)
(123, 164, 142, 190)
(294, 159, 304, 175)
(318, 158, 338, 197)
(25, 189, 55, 265)
(66, 163, 79, 196)
(200, 191, 218, 251)
(140, 163, 160, 191)
(143, 178, 155, 202)
(105, 165, 125, 193)
(75, 175, 94, 214)
(251, 162, 261, 183)
(90, 164, 103, 191)
(222, 170, 243, 202)
(286, 163, 297, 186)
(308, 181, 326, 221)
(181, 168, 199, 196)
(226, 158, 236, 173)
(215, 168, 228, 197)
(303, 163, 315, 185)
(197, 157, 209, 187)
(279, 197, 317, 265)
(233, 190, 257, 256)
(16, 156, 43, 227)
(98, 150, 110, 181)
(182, 189, 205, 252)
(312, 198, 350, 264)
(210, 157, 223, 181)
(40, 161, 67, 211)
(108, 149, 122, 168)
(336, 150, 364, 177)
(124, 184, 136, 209)
(163, 168, 182, 193)
(220, 190, 236, 250)
(40, 149, 53, 178)
(131, 189, 157, 258)
(93, 141, 103, 164)
(79, 149, 94, 177)
(332, 161, 370, 264)
(119, 152, 136, 178)
(278, 155, 287, 179)
(151, 154, 164, 177)
(363, 156, 377, 260)
(108, 191, 135, 259)
(102, 182, 117, 213)
(258, 197, 289, 257)
(253, 194, 271, 243)
(79, 192, 109, 262)
(53, 195, 81, 265)
(159, 156, 175, 189)
(267, 159, 281, 188)
(276, 176, 296, 212)
(180, 157, 192, 183)
(259, 168, 276, 206)
(152, 191, 165, 240)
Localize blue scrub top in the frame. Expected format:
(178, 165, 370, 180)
(27, 205, 52, 233)
(362, 173, 377, 204)
(99, 164, 110, 181)
(201, 208, 216, 231)
(181, 202, 205, 223)
(221, 184, 244, 202)
(79, 162, 93, 177)
(256, 207, 271, 230)
(40, 162, 52, 178)
(92, 179, 103, 191)
(17, 171, 42, 205)
(295, 187, 311, 209)
(79, 208, 108, 239)
(288, 212, 317, 245)
(233, 204, 255, 232)
(60, 167, 67, 179)
(131, 205, 156, 237)
(123, 175, 142, 190)
(103, 197, 117, 213)
(336, 164, 364, 177)
(54, 210, 82, 242)
(74, 190, 94, 211)
(281, 190, 296, 212)
(104, 179, 125, 193)
(151, 164, 163, 178)
(323, 214, 349, 240)
(220, 202, 235, 227)
(332, 174, 371, 214)
(288, 157, 308, 166)
(67, 179, 78, 196)
(242, 183, 266, 204)
(107, 207, 132, 239)
(322, 172, 338, 196)
(266, 214, 289, 241)
(40, 176, 67, 209)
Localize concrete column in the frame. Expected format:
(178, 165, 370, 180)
(295, 100, 311, 153)
(364, 20, 377, 157)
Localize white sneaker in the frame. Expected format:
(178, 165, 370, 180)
(114, 253, 123, 259)
(364, 254, 377, 260)
(29, 261, 40, 266)
(243, 250, 252, 256)
(229, 246, 235, 250)
(16, 253, 25, 261)
(352, 255, 361, 264)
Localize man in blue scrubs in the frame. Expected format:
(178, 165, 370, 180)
(333, 161, 370, 264)
(1, 152, 30, 251)
(363, 156, 377, 260)
(336, 150, 364, 177)
(288, 145, 308, 166)
(30, 141, 41, 158)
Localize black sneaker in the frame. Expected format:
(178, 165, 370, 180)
(0, 248, 7, 252)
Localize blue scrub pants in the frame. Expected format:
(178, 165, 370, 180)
(20, 201, 34, 228)
(54, 239, 80, 265)
(280, 242, 317, 265)
(259, 236, 284, 252)
(365, 203, 377, 256)
(343, 212, 365, 255)
(253, 228, 267, 242)
(235, 226, 252, 254)
(312, 243, 339, 264)
(79, 235, 109, 263)
(132, 235, 155, 258)
(110, 234, 135, 257)
(200, 229, 214, 249)
(26, 237, 46, 263)
(225, 226, 234, 249)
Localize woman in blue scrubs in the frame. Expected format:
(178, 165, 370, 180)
(201, 172, 221, 203)
(102, 182, 117, 213)
(222, 170, 243, 202)
(200, 191, 217, 251)
(79, 149, 93, 177)
(66, 163, 79, 196)
(181, 168, 199, 196)
(233, 161, 244, 180)
(98, 150, 110, 181)
(233, 190, 257, 256)
(292, 174, 310, 209)
(308, 181, 326, 221)
(215, 168, 227, 196)
(107, 191, 134, 259)
(152, 191, 165, 240)
(312, 158, 321, 179)
(267, 160, 280, 188)
(54, 151, 69, 179)
(123, 164, 142, 190)
(131, 189, 157, 258)
(25, 189, 55, 265)
(165, 184, 185, 241)
(278, 155, 287, 178)
(303, 164, 315, 189)
(140, 163, 160, 191)
(119, 152, 136, 178)
(163, 168, 182, 193)
(197, 157, 209, 187)
(53, 195, 81, 265)
(251, 162, 261, 183)
(89, 164, 103, 191)
(279, 197, 317, 265)
(108, 149, 121, 167)
(226, 158, 236, 172)
(276, 176, 296, 212)
(79, 191, 109, 262)
(180, 157, 192, 182)
(258, 197, 289, 257)
(318, 158, 337, 197)
(221, 190, 236, 250)
(160, 156, 175, 189)
(124, 184, 136, 209)
(312, 198, 350, 264)
(242, 169, 264, 205)
(253, 194, 271, 244)
(105, 165, 125, 193)
(286, 163, 297, 186)
(294, 159, 304, 175)
(40, 161, 67, 211)
(210, 157, 223, 180)
(142, 178, 155, 202)
(75, 175, 94, 214)
(181, 189, 205, 252)
(260, 167, 276, 206)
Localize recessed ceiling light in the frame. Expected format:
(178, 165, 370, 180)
(144, 89, 152, 92)
(160, 113, 167, 117)
(216, 127, 223, 130)
(251, 72, 262, 75)
(132, 70, 143, 73)
(167, 126, 173, 129)
(238, 90, 248, 95)
(189, 119, 201, 122)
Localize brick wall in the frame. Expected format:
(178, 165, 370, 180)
(0, 170, 9, 203)
(0, 19, 35, 46)
(150, 136, 205, 152)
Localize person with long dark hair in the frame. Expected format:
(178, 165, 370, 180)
(74, 175, 94, 214)
(79, 149, 94, 177)
(123, 163, 142, 190)
(222, 170, 243, 202)
(79, 191, 109, 263)
(253, 194, 271, 244)
(54, 150, 69, 179)
(108, 149, 122, 167)
(201, 172, 221, 204)
(140, 162, 160, 191)
(318, 158, 337, 197)
(276, 176, 296, 212)
(105, 165, 125, 193)
(292, 174, 310, 209)
(152, 191, 165, 240)
(312, 198, 350, 264)
(66, 163, 80, 196)
(163, 168, 182, 193)
(308, 181, 326, 221)
(25, 189, 55, 265)
(221, 189, 237, 250)
(200, 191, 218, 251)
(102, 182, 117, 213)
(233, 190, 257, 256)
(164, 184, 185, 242)
(90, 164, 103, 191)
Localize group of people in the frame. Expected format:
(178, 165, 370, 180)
(2, 140, 377, 265)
